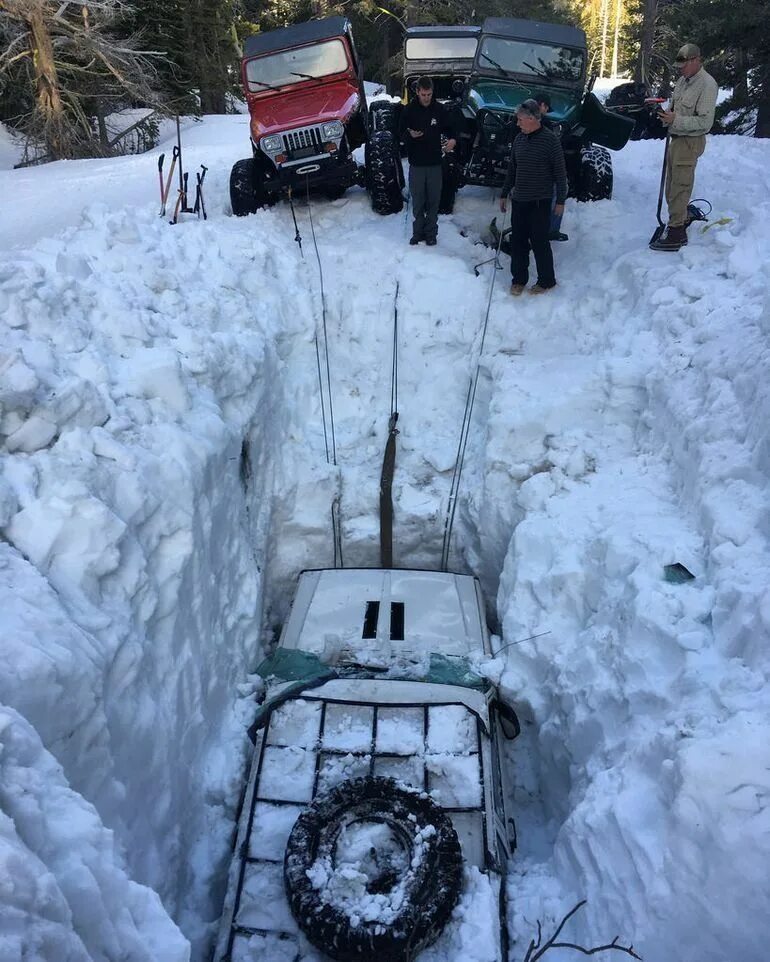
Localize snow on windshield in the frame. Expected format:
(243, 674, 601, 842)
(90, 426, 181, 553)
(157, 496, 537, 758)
(1, 111, 770, 962)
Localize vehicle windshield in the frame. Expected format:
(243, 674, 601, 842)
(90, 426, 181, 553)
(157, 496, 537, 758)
(256, 647, 488, 691)
(478, 36, 584, 83)
(246, 38, 349, 92)
(405, 36, 479, 61)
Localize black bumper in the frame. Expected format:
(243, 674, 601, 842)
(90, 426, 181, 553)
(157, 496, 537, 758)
(266, 156, 360, 194)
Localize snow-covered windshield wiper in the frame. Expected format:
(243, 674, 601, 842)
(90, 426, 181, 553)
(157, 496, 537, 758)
(250, 79, 282, 91)
(523, 60, 551, 81)
(479, 53, 529, 91)
(290, 71, 322, 81)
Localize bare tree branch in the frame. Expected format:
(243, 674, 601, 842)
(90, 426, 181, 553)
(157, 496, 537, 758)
(523, 901, 642, 962)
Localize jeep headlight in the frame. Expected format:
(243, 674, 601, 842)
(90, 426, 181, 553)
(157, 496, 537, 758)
(260, 135, 283, 154)
(321, 120, 344, 140)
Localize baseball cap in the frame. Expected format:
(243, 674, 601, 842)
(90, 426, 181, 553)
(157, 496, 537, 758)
(675, 43, 701, 63)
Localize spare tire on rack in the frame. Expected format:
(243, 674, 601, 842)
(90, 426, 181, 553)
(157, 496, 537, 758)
(284, 776, 463, 962)
(366, 131, 405, 215)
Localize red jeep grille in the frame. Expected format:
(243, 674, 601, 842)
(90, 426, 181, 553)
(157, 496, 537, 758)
(283, 126, 323, 156)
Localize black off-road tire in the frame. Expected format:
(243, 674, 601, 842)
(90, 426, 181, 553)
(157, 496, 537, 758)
(284, 776, 463, 962)
(576, 145, 613, 202)
(438, 153, 461, 215)
(369, 100, 401, 137)
(366, 131, 404, 215)
(230, 158, 270, 216)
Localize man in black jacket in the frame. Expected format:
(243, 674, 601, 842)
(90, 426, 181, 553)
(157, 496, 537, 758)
(399, 76, 457, 246)
(500, 99, 567, 295)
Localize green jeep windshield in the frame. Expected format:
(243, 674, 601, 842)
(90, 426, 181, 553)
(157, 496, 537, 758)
(405, 37, 479, 61)
(256, 647, 487, 691)
(246, 38, 349, 92)
(479, 36, 584, 83)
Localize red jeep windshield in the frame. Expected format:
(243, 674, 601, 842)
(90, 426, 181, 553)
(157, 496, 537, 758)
(246, 39, 350, 92)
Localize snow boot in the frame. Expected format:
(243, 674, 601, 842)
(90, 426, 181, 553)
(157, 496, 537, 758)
(649, 224, 687, 252)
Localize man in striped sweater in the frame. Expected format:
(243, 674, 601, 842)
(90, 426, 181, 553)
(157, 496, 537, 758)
(499, 99, 568, 295)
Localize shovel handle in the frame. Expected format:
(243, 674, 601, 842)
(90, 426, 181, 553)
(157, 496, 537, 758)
(655, 135, 669, 228)
(160, 147, 179, 216)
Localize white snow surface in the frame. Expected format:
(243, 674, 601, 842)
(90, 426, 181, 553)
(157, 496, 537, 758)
(0, 111, 769, 962)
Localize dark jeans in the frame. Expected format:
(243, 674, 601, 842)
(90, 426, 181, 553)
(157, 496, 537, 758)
(510, 198, 556, 288)
(550, 186, 563, 234)
(409, 164, 442, 241)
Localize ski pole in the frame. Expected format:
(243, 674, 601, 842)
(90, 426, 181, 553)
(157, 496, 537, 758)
(157, 153, 165, 205)
(160, 146, 179, 217)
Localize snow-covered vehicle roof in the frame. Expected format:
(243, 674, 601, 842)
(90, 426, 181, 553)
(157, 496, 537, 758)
(213, 568, 516, 962)
(279, 567, 493, 665)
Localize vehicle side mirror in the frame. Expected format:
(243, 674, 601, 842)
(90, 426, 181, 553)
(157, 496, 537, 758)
(494, 700, 520, 740)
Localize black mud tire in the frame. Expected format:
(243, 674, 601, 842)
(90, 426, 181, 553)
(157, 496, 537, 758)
(367, 131, 404, 215)
(230, 158, 269, 216)
(284, 776, 463, 962)
(369, 100, 401, 137)
(438, 154, 460, 215)
(576, 145, 613, 202)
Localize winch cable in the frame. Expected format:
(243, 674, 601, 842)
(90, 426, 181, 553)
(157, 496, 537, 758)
(287, 187, 304, 256)
(440, 208, 508, 572)
(379, 282, 400, 568)
(305, 176, 337, 466)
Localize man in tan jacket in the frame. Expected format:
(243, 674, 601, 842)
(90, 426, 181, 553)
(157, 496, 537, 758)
(650, 43, 718, 252)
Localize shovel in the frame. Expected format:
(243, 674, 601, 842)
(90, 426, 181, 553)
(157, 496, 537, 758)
(649, 135, 669, 245)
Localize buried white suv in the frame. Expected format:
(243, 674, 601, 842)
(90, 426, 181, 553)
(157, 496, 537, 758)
(213, 568, 520, 962)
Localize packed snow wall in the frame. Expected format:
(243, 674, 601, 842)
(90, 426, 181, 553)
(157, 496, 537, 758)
(0, 207, 339, 956)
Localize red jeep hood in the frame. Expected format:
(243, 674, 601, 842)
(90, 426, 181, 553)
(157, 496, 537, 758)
(250, 80, 360, 139)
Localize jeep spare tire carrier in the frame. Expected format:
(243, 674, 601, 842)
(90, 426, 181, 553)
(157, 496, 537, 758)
(284, 776, 463, 962)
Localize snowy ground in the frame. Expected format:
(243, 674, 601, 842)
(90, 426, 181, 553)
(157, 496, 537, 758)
(1, 108, 769, 962)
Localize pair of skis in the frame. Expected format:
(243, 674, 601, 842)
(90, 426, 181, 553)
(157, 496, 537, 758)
(157, 117, 207, 223)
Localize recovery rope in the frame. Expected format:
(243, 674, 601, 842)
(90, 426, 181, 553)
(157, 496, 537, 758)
(305, 177, 337, 466)
(439, 209, 508, 572)
(379, 282, 400, 568)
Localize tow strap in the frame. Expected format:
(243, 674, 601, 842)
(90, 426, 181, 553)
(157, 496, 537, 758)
(379, 282, 400, 568)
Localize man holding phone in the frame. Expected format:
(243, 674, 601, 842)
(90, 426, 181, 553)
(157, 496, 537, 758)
(399, 76, 458, 246)
(650, 43, 718, 252)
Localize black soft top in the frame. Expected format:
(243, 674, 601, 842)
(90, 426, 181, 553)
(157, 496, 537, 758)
(244, 16, 350, 58)
(405, 25, 481, 38)
(480, 17, 586, 50)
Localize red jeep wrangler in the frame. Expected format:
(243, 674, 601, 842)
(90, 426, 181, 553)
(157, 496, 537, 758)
(231, 16, 404, 216)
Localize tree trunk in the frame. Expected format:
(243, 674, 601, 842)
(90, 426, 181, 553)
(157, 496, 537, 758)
(756, 96, 770, 138)
(634, 0, 657, 84)
(27, 6, 69, 157)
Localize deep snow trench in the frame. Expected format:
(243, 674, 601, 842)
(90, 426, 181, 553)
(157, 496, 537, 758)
(1, 116, 770, 962)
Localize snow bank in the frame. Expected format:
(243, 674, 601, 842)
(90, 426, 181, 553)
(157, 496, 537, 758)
(1, 112, 769, 962)
(0, 704, 188, 962)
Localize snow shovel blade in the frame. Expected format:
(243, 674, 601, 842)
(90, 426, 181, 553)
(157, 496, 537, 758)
(649, 223, 666, 245)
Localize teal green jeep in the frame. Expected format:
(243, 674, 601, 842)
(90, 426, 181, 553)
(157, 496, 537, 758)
(419, 17, 634, 212)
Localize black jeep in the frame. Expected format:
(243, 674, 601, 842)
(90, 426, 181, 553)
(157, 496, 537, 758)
(384, 17, 635, 213)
